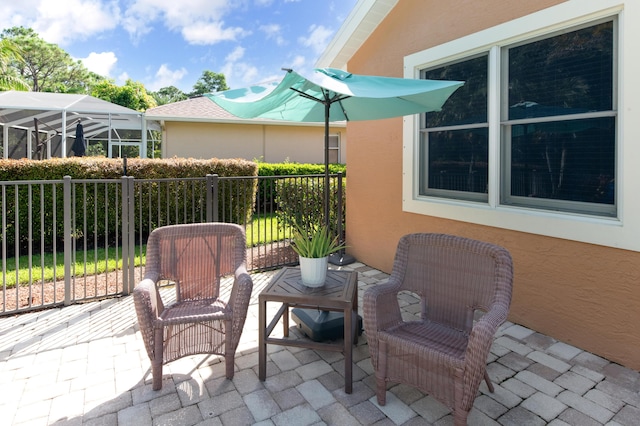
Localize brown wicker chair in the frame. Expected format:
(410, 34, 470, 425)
(363, 233, 513, 425)
(133, 223, 253, 390)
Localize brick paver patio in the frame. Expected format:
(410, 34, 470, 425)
(1, 263, 639, 425)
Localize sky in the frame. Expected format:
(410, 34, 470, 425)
(0, 0, 358, 93)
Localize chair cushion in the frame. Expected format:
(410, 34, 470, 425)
(159, 298, 230, 325)
(379, 320, 468, 368)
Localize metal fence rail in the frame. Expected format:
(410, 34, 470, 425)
(1, 173, 344, 316)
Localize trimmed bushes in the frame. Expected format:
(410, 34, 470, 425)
(0, 157, 258, 257)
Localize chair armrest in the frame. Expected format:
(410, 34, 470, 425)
(363, 279, 403, 368)
(462, 304, 509, 406)
(363, 280, 404, 331)
(228, 266, 254, 344)
(133, 278, 164, 360)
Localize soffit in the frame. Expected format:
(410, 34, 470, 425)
(316, 0, 398, 70)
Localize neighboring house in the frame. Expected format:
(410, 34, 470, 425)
(318, 0, 640, 369)
(145, 96, 347, 163)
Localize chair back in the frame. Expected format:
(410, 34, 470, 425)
(146, 223, 246, 301)
(392, 233, 513, 332)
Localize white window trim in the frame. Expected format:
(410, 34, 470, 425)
(402, 0, 640, 251)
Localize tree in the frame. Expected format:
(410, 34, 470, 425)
(91, 79, 157, 111)
(189, 70, 229, 96)
(0, 38, 30, 91)
(151, 86, 188, 105)
(1, 26, 99, 93)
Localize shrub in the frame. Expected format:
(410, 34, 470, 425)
(274, 175, 346, 239)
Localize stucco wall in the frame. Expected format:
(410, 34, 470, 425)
(345, 0, 640, 369)
(162, 121, 346, 163)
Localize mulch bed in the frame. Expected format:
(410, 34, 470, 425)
(1, 243, 298, 313)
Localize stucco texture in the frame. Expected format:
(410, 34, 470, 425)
(345, 0, 640, 369)
(163, 121, 346, 164)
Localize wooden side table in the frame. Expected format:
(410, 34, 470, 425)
(258, 267, 358, 393)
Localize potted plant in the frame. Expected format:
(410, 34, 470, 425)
(291, 224, 347, 287)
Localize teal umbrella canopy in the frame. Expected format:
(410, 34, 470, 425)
(205, 68, 463, 239)
(205, 68, 464, 122)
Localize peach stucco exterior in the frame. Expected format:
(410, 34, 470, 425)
(161, 120, 346, 163)
(340, 1, 640, 369)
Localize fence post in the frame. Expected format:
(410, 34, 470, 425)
(63, 176, 72, 306)
(206, 174, 219, 222)
(121, 176, 135, 294)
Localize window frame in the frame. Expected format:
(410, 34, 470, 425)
(499, 20, 617, 217)
(328, 133, 340, 164)
(419, 53, 490, 203)
(401, 1, 638, 251)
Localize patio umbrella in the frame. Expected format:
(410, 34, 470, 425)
(72, 121, 86, 157)
(206, 67, 464, 229)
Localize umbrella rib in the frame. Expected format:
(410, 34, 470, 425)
(289, 87, 351, 106)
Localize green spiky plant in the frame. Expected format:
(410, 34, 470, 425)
(290, 224, 347, 258)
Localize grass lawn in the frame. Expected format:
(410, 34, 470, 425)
(4, 213, 289, 288)
(245, 213, 291, 246)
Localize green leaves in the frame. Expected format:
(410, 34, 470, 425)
(290, 225, 347, 258)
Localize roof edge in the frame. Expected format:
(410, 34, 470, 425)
(143, 116, 346, 128)
(316, 0, 398, 70)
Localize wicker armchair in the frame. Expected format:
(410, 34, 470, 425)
(133, 223, 253, 390)
(363, 233, 513, 425)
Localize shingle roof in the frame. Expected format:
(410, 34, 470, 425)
(145, 96, 238, 120)
(145, 94, 345, 128)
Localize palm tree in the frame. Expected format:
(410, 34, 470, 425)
(0, 38, 30, 91)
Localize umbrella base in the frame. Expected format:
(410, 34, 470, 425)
(291, 308, 362, 342)
(329, 252, 355, 266)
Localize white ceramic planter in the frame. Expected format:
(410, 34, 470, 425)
(299, 256, 329, 287)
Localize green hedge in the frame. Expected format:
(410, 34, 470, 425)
(256, 162, 346, 211)
(257, 162, 346, 177)
(0, 157, 257, 180)
(0, 157, 258, 257)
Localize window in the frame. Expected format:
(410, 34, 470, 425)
(421, 55, 489, 202)
(403, 3, 638, 250)
(328, 134, 340, 163)
(502, 21, 615, 216)
(418, 20, 616, 216)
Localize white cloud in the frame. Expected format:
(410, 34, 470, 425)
(80, 52, 118, 77)
(146, 64, 188, 91)
(298, 24, 333, 55)
(0, 0, 119, 46)
(122, 0, 249, 45)
(33, 0, 120, 46)
(182, 21, 248, 45)
(117, 72, 130, 86)
(220, 46, 261, 89)
(229, 62, 259, 87)
(291, 55, 305, 69)
(0, 1, 37, 30)
(260, 23, 285, 46)
(225, 46, 245, 63)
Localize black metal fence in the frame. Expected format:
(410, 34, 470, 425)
(0, 173, 344, 315)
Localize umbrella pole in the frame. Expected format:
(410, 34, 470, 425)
(324, 101, 330, 229)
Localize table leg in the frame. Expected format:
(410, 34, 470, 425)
(353, 286, 359, 345)
(344, 306, 353, 394)
(283, 303, 289, 337)
(259, 298, 266, 381)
